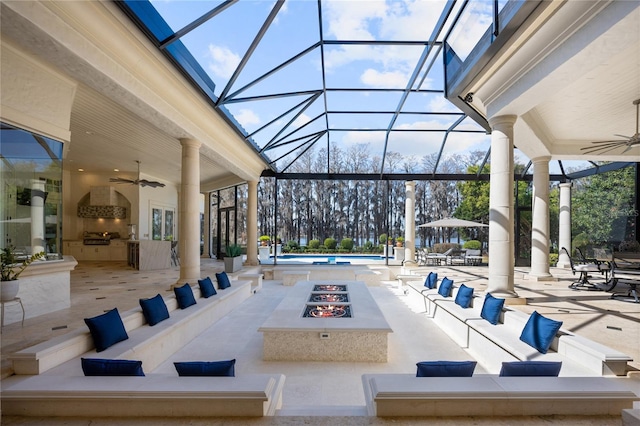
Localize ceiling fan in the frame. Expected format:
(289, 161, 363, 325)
(581, 98, 640, 154)
(109, 160, 165, 188)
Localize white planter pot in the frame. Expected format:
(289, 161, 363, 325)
(224, 256, 243, 273)
(1, 279, 20, 302)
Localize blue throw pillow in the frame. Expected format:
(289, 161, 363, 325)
(84, 308, 129, 352)
(424, 272, 438, 289)
(174, 283, 197, 309)
(197, 276, 217, 298)
(480, 293, 505, 325)
(81, 358, 145, 376)
(499, 361, 562, 377)
(174, 359, 236, 377)
(454, 284, 474, 308)
(437, 277, 453, 297)
(519, 310, 563, 354)
(416, 360, 477, 377)
(215, 272, 231, 290)
(139, 293, 169, 326)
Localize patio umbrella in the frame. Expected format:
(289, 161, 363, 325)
(418, 218, 488, 228)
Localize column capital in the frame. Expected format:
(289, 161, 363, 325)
(531, 155, 552, 163)
(179, 138, 202, 149)
(488, 114, 517, 129)
(559, 182, 572, 189)
(405, 180, 415, 188)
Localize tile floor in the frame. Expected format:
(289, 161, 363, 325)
(1, 259, 639, 425)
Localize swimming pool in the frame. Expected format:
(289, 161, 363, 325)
(263, 253, 393, 264)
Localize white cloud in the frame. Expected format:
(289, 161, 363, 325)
(427, 96, 460, 113)
(235, 109, 261, 127)
(293, 113, 311, 128)
(360, 69, 409, 88)
(207, 44, 241, 79)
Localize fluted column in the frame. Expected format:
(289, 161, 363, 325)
(246, 180, 258, 266)
(30, 178, 46, 254)
(557, 182, 572, 268)
(487, 115, 519, 298)
(178, 138, 201, 285)
(404, 181, 417, 266)
(529, 156, 553, 280)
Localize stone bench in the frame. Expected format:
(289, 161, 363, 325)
(362, 374, 638, 417)
(355, 269, 381, 286)
(282, 270, 310, 286)
(405, 282, 633, 376)
(9, 279, 253, 375)
(2, 373, 286, 417)
(239, 273, 263, 293)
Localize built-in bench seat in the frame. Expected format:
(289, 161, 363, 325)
(282, 270, 310, 286)
(10, 279, 253, 375)
(2, 278, 289, 417)
(362, 374, 638, 417)
(2, 373, 286, 417)
(405, 281, 633, 376)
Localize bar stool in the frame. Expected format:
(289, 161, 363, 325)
(1, 297, 25, 327)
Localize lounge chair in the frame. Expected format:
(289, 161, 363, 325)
(561, 247, 604, 290)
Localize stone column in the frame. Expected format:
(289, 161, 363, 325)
(178, 138, 201, 285)
(202, 192, 211, 258)
(246, 180, 259, 266)
(30, 178, 46, 254)
(529, 156, 553, 280)
(404, 181, 417, 266)
(557, 182, 572, 268)
(487, 115, 519, 299)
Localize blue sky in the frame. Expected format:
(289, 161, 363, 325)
(147, 0, 592, 175)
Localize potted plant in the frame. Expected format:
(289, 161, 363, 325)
(259, 235, 270, 246)
(396, 236, 405, 247)
(224, 244, 243, 273)
(1, 246, 46, 301)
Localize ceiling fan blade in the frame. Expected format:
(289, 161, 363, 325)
(109, 177, 136, 184)
(613, 134, 632, 139)
(139, 179, 165, 188)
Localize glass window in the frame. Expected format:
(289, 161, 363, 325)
(0, 122, 63, 259)
(152, 208, 162, 240)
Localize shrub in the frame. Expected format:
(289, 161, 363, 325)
(432, 242, 461, 253)
(324, 238, 337, 250)
(395, 236, 404, 245)
(286, 240, 299, 250)
(463, 240, 481, 250)
(550, 253, 559, 266)
(379, 234, 387, 244)
(572, 232, 590, 254)
(308, 239, 321, 249)
(259, 235, 270, 242)
(340, 238, 354, 251)
(363, 241, 374, 252)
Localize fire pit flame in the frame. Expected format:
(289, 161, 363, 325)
(306, 304, 349, 318)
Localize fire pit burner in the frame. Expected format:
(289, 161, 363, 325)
(303, 304, 352, 318)
(313, 284, 347, 292)
(309, 293, 349, 303)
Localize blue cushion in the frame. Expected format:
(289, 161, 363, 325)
(499, 361, 562, 377)
(81, 358, 144, 376)
(424, 272, 438, 289)
(84, 308, 129, 352)
(519, 311, 563, 354)
(480, 293, 505, 325)
(139, 293, 169, 326)
(174, 283, 197, 309)
(437, 277, 453, 297)
(454, 284, 474, 308)
(174, 359, 236, 377)
(215, 272, 231, 290)
(416, 360, 477, 377)
(197, 276, 217, 298)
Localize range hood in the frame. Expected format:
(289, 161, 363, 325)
(77, 186, 127, 219)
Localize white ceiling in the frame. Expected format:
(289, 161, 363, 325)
(470, 0, 640, 162)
